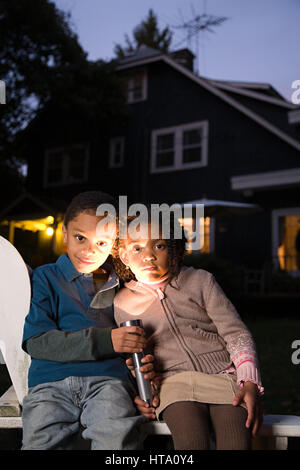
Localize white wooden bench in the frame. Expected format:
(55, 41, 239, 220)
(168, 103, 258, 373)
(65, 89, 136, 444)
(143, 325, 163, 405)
(1, 383, 300, 450)
(1, 235, 300, 450)
(140, 415, 300, 450)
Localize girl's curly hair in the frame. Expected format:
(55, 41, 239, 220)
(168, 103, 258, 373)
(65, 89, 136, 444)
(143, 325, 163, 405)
(112, 211, 187, 282)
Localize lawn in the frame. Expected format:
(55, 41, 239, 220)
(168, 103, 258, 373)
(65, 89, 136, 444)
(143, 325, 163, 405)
(244, 314, 300, 416)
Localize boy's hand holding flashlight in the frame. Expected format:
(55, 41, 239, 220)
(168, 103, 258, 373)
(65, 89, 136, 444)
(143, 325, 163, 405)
(111, 325, 146, 353)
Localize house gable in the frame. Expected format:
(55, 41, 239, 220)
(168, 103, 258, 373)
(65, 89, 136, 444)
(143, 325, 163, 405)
(115, 52, 300, 205)
(118, 50, 300, 152)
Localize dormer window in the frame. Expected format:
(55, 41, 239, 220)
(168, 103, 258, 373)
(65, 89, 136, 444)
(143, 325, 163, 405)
(125, 68, 147, 103)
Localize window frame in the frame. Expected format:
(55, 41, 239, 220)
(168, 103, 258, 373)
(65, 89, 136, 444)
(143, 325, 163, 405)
(126, 68, 148, 103)
(109, 137, 125, 168)
(150, 120, 209, 174)
(44, 143, 89, 188)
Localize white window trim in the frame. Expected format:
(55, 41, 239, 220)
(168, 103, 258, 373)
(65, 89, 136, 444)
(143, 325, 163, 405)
(127, 69, 148, 103)
(272, 206, 300, 275)
(151, 120, 209, 174)
(44, 143, 89, 188)
(109, 137, 125, 168)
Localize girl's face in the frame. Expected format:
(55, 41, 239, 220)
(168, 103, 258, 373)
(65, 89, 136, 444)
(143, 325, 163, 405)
(62, 211, 116, 274)
(119, 227, 169, 282)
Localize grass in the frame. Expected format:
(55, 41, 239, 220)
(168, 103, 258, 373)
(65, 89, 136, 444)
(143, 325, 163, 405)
(244, 315, 300, 416)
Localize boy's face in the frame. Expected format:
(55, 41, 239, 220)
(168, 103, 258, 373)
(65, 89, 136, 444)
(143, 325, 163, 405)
(62, 211, 116, 274)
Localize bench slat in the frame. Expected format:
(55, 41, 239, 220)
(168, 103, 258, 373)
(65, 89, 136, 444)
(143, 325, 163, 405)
(0, 416, 22, 429)
(0, 385, 21, 418)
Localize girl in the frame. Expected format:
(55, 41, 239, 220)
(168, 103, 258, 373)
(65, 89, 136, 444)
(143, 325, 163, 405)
(113, 214, 264, 450)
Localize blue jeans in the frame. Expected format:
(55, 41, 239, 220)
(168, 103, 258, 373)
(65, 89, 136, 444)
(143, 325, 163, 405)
(21, 376, 145, 450)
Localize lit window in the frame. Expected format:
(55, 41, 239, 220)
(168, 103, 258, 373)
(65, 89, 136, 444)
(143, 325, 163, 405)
(179, 216, 212, 253)
(274, 212, 300, 271)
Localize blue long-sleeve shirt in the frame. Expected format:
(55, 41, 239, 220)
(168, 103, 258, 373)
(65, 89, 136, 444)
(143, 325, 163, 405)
(22, 254, 131, 388)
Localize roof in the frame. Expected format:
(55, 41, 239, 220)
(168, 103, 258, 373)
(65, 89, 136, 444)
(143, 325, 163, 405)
(118, 45, 163, 66)
(207, 78, 286, 100)
(0, 191, 66, 221)
(117, 46, 300, 152)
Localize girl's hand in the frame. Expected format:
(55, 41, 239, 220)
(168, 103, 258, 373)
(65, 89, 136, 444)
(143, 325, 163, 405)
(111, 326, 147, 353)
(134, 394, 160, 420)
(232, 381, 263, 436)
(126, 354, 156, 381)
(127, 354, 161, 420)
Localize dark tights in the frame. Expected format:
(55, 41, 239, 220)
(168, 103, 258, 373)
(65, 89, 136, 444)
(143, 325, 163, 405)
(162, 401, 252, 450)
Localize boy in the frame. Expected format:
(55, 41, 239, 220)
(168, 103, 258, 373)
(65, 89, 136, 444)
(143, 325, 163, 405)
(21, 191, 155, 450)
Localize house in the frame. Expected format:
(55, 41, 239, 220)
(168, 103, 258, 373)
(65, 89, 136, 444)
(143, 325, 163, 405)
(1, 46, 300, 277)
(111, 46, 300, 274)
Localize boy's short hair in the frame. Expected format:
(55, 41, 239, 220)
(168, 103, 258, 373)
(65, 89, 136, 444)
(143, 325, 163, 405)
(64, 191, 117, 226)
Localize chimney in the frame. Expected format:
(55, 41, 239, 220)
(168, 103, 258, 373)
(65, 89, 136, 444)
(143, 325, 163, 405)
(169, 48, 195, 72)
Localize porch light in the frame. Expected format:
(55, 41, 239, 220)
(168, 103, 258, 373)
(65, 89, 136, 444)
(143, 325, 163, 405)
(46, 227, 54, 236)
(46, 216, 54, 224)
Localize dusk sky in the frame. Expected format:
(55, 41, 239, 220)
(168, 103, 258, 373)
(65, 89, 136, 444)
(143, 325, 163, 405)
(53, 0, 299, 102)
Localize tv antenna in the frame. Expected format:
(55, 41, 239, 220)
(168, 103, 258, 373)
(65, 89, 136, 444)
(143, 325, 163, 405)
(171, 2, 227, 75)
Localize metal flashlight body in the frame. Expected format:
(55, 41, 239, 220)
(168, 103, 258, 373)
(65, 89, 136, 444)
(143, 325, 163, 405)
(120, 319, 152, 406)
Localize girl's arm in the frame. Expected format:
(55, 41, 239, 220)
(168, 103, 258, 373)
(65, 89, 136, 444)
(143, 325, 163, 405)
(203, 273, 264, 434)
(204, 273, 263, 392)
(232, 348, 264, 394)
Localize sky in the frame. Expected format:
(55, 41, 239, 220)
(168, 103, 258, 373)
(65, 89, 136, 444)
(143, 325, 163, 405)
(53, 0, 300, 102)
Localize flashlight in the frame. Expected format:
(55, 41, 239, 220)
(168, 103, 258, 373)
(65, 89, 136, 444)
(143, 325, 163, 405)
(120, 319, 152, 406)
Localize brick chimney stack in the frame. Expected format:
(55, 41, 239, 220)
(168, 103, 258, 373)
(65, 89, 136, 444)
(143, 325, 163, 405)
(169, 48, 195, 72)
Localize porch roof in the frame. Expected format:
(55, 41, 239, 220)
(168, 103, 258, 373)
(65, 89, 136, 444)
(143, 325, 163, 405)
(0, 191, 65, 221)
(180, 198, 260, 217)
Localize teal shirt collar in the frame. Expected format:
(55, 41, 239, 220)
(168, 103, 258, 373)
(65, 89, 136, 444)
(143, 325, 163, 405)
(56, 254, 119, 307)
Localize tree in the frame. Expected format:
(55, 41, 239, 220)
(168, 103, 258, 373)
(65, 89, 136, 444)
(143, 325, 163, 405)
(114, 9, 173, 58)
(0, 0, 127, 205)
(0, 0, 86, 156)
